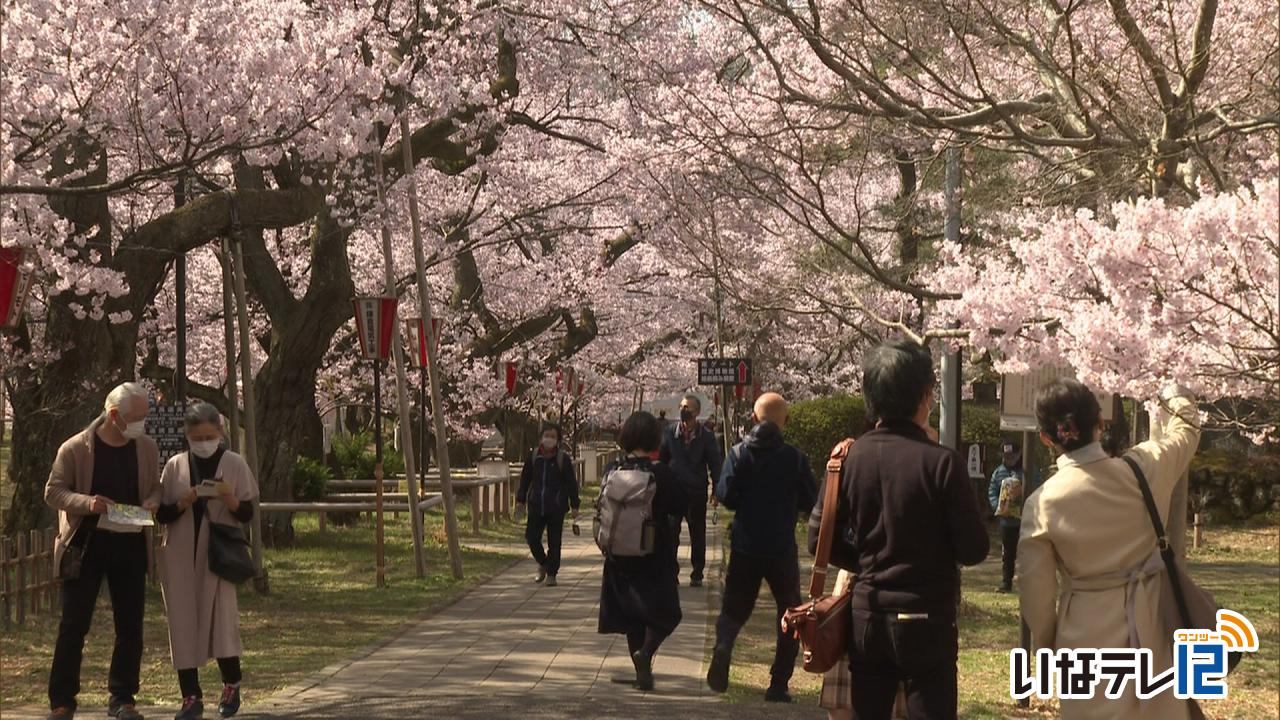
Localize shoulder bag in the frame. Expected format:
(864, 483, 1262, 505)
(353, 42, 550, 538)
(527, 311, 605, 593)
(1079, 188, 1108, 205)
(782, 438, 855, 674)
(189, 453, 255, 585)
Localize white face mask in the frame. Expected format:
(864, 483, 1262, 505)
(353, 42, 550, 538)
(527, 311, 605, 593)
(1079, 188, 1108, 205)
(190, 439, 220, 459)
(541, 437, 557, 451)
(119, 418, 146, 439)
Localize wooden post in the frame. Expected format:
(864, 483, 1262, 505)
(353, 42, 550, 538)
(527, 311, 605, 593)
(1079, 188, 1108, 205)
(45, 528, 56, 612)
(15, 533, 26, 624)
(2, 536, 12, 626)
(1017, 429, 1035, 709)
(372, 151, 426, 579)
(471, 486, 481, 535)
(1193, 513, 1203, 550)
(218, 238, 241, 454)
(398, 98, 464, 579)
(29, 529, 40, 615)
(228, 209, 268, 593)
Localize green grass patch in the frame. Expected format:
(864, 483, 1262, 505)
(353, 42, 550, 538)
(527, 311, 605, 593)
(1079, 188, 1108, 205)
(1, 499, 525, 708)
(715, 520, 1278, 719)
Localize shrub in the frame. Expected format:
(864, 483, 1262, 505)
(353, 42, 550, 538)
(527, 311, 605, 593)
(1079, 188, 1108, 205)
(330, 430, 405, 480)
(291, 456, 332, 501)
(783, 395, 869, 481)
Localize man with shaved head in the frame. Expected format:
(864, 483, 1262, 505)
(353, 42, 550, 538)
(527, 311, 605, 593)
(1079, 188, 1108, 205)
(706, 392, 817, 703)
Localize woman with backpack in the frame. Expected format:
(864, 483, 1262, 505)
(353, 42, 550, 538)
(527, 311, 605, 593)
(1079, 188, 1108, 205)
(596, 411, 689, 691)
(1019, 380, 1200, 719)
(516, 423, 580, 587)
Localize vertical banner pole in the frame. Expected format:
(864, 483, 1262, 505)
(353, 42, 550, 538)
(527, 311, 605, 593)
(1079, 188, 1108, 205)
(228, 216, 267, 593)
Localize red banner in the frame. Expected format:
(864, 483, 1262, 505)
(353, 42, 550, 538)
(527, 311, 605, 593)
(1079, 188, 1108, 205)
(0, 248, 30, 328)
(352, 295, 398, 360)
(404, 317, 442, 369)
(505, 361, 518, 396)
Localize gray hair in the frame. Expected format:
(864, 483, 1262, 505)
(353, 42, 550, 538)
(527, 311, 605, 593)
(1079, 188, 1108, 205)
(185, 402, 223, 429)
(103, 382, 148, 415)
(682, 393, 702, 413)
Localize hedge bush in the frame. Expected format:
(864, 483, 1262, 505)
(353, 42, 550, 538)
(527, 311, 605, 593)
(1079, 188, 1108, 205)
(783, 395, 869, 481)
(291, 456, 332, 501)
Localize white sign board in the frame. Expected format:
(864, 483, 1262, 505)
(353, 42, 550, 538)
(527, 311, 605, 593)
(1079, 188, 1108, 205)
(967, 444, 984, 479)
(1000, 366, 1114, 432)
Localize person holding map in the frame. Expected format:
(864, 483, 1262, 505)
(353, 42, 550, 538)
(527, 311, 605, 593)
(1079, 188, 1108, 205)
(44, 382, 161, 720)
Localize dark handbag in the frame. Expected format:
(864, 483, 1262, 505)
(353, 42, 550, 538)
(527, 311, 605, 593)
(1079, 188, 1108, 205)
(58, 526, 91, 581)
(782, 438, 855, 674)
(206, 519, 255, 584)
(1123, 456, 1242, 675)
(188, 453, 255, 585)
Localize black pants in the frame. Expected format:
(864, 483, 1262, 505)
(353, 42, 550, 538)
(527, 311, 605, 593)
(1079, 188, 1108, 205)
(49, 531, 147, 711)
(1000, 523, 1020, 588)
(178, 657, 242, 699)
(848, 609, 959, 720)
(681, 498, 707, 579)
(526, 511, 565, 575)
(713, 550, 802, 685)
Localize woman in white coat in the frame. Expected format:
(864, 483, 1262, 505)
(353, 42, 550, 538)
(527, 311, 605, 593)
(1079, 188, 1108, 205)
(1019, 379, 1200, 720)
(156, 403, 258, 720)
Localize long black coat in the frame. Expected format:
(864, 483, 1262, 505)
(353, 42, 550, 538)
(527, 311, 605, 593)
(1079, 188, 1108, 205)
(597, 458, 689, 635)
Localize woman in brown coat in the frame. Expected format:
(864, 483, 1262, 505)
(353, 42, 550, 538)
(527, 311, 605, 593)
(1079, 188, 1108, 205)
(156, 403, 258, 719)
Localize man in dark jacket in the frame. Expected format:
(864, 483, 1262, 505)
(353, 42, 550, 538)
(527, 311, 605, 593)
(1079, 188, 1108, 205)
(706, 393, 816, 703)
(659, 394, 723, 587)
(808, 340, 988, 719)
(516, 424, 580, 587)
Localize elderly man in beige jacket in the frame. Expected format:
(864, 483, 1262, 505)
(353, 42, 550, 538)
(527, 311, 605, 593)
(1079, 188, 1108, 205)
(1019, 379, 1201, 720)
(45, 382, 161, 720)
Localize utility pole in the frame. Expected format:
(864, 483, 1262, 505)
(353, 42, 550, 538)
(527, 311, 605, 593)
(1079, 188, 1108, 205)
(398, 98, 465, 579)
(373, 150, 427, 578)
(174, 175, 189, 403)
(228, 200, 268, 594)
(939, 146, 963, 450)
(218, 239, 241, 453)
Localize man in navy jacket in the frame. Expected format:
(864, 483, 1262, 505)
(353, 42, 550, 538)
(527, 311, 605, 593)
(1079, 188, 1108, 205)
(706, 392, 816, 703)
(659, 394, 723, 587)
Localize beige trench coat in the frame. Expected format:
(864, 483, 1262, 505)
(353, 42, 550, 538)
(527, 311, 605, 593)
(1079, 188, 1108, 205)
(44, 420, 162, 573)
(158, 450, 259, 669)
(1019, 395, 1200, 720)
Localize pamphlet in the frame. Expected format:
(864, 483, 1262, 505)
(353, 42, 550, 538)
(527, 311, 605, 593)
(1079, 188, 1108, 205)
(196, 479, 232, 498)
(99, 503, 155, 533)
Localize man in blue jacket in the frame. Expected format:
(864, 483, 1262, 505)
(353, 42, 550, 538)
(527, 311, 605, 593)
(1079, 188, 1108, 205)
(659, 394, 723, 587)
(706, 392, 816, 703)
(987, 441, 1025, 593)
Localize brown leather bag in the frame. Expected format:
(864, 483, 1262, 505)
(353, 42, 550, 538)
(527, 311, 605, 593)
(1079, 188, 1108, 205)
(782, 438, 855, 674)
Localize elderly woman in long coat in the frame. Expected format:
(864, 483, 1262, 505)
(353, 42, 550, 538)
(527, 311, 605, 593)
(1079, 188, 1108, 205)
(156, 403, 258, 719)
(1019, 381, 1200, 720)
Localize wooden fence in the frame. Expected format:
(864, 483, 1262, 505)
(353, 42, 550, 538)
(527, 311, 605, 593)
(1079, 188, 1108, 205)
(1, 527, 59, 626)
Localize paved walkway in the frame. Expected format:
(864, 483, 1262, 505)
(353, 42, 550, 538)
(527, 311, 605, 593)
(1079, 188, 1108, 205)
(10, 522, 824, 719)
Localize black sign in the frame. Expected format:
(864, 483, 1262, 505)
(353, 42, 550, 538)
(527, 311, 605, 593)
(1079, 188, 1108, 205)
(146, 401, 187, 472)
(698, 358, 752, 386)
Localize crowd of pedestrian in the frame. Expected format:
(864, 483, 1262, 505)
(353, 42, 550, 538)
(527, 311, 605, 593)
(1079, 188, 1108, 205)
(43, 332, 1204, 720)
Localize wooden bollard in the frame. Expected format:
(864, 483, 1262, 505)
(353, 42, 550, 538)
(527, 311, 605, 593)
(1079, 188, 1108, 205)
(1193, 513, 1203, 550)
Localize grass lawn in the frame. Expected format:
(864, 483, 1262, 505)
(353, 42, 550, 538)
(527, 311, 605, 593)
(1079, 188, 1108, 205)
(716, 518, 1279, 719)
(0, 499, 526, 709)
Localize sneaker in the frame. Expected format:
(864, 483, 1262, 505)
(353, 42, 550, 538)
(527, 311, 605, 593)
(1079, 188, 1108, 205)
(217, 685, 240, 717)
(109, 699, 145, 720)
(764, 684, 793, 703)
(689, 573, 703, 588)
(706, 644, 731, 693)
(545, 574, 558, 587)
(46, 709, 74, 719)
(173, 696, 203, 720)
(996, 584, 1012, 594)
(534, 566, 547, 584)
(631, 649, 654, 691)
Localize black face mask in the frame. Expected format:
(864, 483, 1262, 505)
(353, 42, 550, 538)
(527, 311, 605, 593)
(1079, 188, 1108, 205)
(680, 409, 694, 422)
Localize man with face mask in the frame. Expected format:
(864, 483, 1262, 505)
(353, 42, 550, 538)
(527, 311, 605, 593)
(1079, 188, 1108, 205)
(45, 382, 162, 720)
(658, 393, 724, 587)
(516, 423, 580, 587)
(988, 442, 1026, 593)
